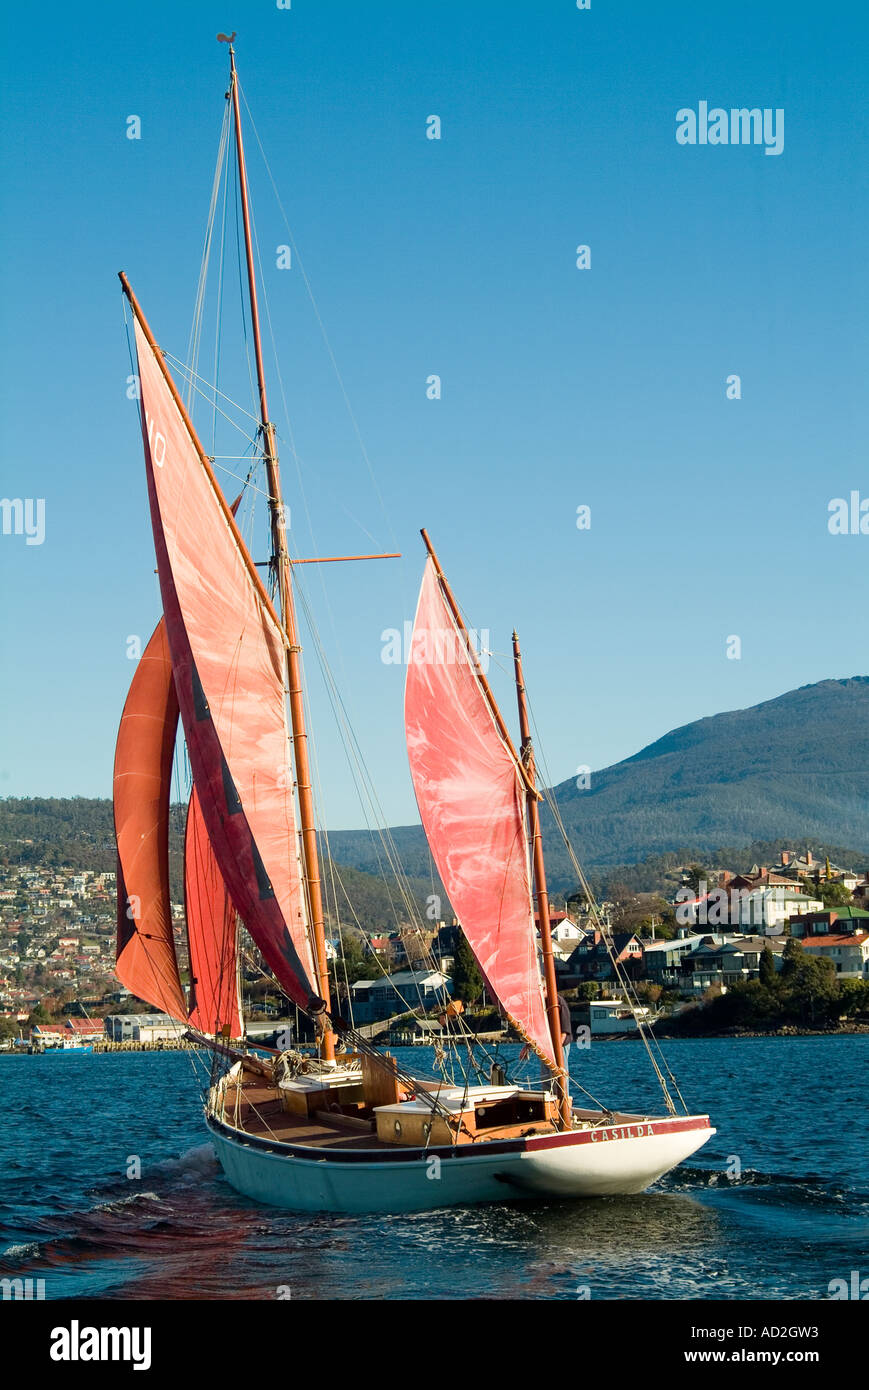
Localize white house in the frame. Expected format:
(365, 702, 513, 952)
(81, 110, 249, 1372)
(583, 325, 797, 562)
(801, 932, 869, 980)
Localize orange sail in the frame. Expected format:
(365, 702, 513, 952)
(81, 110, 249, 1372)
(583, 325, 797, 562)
(404, 559, 556, 1068)
(132, 313, 316, 1010)
(113, 621, 187, 1020)
(185, 785, 243, 1038)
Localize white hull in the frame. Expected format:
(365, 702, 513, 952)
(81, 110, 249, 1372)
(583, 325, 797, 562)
(207, 1110, 715, 1214)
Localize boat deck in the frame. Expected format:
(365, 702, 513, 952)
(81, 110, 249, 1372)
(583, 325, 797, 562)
(218, 1077, 395, 1150)
(215, 1073, 648, 1151)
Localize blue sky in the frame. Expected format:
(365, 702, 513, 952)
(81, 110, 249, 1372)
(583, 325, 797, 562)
(1, 0, 866, 829)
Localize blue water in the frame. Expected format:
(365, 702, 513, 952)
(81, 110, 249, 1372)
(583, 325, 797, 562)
(2, 1037, 867, 1299)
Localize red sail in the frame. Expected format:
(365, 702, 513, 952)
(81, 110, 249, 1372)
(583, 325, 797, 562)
(113, 621, 187, 1020)
(404, 559, 555, 1068)
(185, 786, 243, 1038)
(132, 314, 316, 1010)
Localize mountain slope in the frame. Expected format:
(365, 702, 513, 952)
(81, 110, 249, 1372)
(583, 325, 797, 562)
(327, 677, 869, 888)
(3, 678, 866, 898)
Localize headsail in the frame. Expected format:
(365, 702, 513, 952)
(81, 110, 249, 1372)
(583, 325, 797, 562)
(113, 621, 187, 1020)
(185, 786, 243, 1038)
(131, 311, 317, 1011)
(404, 558, 556, 1069)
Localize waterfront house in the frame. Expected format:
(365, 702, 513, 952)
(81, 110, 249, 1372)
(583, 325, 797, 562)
(678, 935, 784, 993)
(30, 1021, 66, 1045)
(349, 969, 451, 1024)
(573, 999, 652, 1036)
(563, 931, 644, 985)
(641, 935, 706, 986)
(800, 931, 869, 979)
(66, 1017, 104, 1041)
(104, 1012, 179, 1042)
(788, 906, 869, 938)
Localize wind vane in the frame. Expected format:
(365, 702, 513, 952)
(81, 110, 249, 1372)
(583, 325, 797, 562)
(217, 32, 236, 45)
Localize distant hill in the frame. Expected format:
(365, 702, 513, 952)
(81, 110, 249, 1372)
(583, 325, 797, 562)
(3, 676, 867, 903)
(326, 677, 869, 891)
(0, 796, 431, 934)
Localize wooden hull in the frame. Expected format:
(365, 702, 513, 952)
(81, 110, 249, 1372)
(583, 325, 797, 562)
(207, 1109, 715, 1214)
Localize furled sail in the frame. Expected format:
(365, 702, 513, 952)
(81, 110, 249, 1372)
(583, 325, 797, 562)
(404, 559, 556, 1068)
(185, 786, 243, 1039)
(113, 621, 187, 1020)
(131, 313, 316, 1010)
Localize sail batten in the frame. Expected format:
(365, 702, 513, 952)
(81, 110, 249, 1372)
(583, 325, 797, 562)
(131, 312, 316, 1010)
(404, 559, 556, 1069)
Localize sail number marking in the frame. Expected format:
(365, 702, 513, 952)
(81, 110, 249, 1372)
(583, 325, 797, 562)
(145, 412, 169, 469)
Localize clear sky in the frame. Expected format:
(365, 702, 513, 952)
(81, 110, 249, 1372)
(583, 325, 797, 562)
(1, 0, 866, 830)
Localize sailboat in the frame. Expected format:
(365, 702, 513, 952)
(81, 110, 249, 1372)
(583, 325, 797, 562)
(112, 38, 715, 1214)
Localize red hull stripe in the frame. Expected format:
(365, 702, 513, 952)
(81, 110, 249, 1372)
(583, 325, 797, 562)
(208, 1114, 711, 1165)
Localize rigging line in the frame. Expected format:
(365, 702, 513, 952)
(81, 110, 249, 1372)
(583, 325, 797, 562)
(231, 137, 261, 423)
(238, 80, 400, 557)
(525, 712, 687, 1116)
(210, 460, 275, 505)
(485, 637, 686, 1109)
(186, 100, 231, 414)
(211, 111, 231, 458)
(162, 352, 263, 428)
(296, 592, 418, 921)
(243, 174, 359, 713)
(164, 366, 262, 449)
(320, 857, 446, 1022)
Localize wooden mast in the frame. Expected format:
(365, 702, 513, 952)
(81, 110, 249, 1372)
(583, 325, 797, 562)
(512, 631, 571, 1129)
(226, 40, 335, 1060)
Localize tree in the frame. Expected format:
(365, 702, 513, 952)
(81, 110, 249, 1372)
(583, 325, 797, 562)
(809, 879, 854, 909)
(759, 945, 778, 991)
(452, 929, 484, 1007)
(837, 980, 869, 1019)
(329, 929, 371, 991)
(779, 939, 838, 1024)
(684, 864, 708, 894)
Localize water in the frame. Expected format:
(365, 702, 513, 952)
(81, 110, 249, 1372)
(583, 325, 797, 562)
(2, 1037, 866, 1299)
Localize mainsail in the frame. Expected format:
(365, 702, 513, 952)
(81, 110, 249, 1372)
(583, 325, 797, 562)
(131, 313, 316, 1010)
(404, 558, 556, 1068)
(113, 621, 186, 1020)
(185, 786, 243, 1038)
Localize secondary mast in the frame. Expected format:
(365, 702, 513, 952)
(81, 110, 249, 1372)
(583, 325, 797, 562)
(224, 36, 335, 1060)
(512, 631, 571, 1128)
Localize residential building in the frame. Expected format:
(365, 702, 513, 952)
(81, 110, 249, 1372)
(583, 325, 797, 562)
(800, 932, 869, 979)
(573, 999, 652, 1036)
(349, 969, 451, 1024)
(562, 931, 644, 985)
(788, 906, 869, 938)
(679, 935, 785, 993)
(105, 1013, 180, 1042)
(641, 935, 706, 986)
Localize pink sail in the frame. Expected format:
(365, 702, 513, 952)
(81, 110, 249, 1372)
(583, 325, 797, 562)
(113, 620, 187, 1021)
(404, 559, 556, 1068)
(132, 314, 316, 1010)
(185, 786, 243, 1039)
